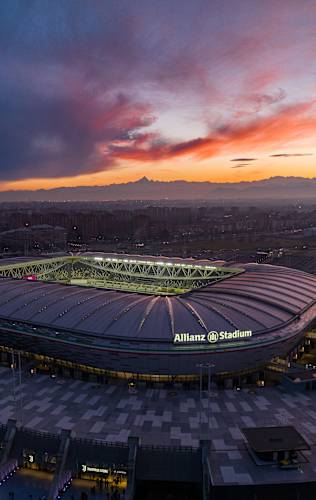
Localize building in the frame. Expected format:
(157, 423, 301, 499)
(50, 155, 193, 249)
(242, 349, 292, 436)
(0, 224, 67, 253)
(0, 253, 315, 381)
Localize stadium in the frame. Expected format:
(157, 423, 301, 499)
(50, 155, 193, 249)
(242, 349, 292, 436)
(0, 252, 316, 381)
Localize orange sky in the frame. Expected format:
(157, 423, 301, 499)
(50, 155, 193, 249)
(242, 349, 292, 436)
(2, 154, 315, 192)
(1, 0, 316, 192)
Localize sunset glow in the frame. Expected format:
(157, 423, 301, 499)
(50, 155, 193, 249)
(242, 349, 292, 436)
(1, 0, 316, 191)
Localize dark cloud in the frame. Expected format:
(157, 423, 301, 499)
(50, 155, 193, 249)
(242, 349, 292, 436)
(230, 158, 257, 162)
(0, 0, 218, 181)
(270, 153, 313, 157)
(0, 81, 154, 180)
(231, 164, 251, 168)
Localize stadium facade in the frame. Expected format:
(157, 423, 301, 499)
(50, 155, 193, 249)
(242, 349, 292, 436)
(0, 253, 315, 380)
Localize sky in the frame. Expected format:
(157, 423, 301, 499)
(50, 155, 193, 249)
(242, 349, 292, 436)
(1, 0, 316, 191)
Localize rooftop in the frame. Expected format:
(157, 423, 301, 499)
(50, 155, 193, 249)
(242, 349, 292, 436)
(242, 426, 310, 453)
(0, 254, 315, 344)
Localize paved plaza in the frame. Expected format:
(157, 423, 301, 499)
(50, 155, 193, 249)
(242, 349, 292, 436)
(1, 366, 316, 485)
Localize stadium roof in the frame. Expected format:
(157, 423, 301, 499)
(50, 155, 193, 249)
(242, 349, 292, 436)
(0, 255, 315, 343)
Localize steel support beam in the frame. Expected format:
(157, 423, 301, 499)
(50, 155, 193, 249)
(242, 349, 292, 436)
(0, 255, 243, 295)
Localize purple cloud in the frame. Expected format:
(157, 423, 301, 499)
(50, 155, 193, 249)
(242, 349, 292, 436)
(270, 153, 314, 157)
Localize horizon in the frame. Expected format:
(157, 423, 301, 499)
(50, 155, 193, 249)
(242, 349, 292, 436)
(1, 174, 316, 194)
(1, 1, 316, 192)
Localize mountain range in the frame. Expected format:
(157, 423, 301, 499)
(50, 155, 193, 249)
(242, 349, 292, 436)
(0, 176, 316, 202)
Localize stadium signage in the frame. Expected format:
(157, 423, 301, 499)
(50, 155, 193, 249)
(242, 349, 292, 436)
(173, 329, 252, 344)
(81, 464, 127, 475)
(81, 464, 109, 474)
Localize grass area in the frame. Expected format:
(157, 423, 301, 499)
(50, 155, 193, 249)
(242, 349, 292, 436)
(69, 278, 190, 295)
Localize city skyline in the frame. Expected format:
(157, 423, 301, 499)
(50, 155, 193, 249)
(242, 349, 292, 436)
(1, 0, 316, 193)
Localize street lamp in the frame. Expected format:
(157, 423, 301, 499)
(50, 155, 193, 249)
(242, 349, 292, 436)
(196, 362, 216, 441)
(10, 349, 23, 425)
